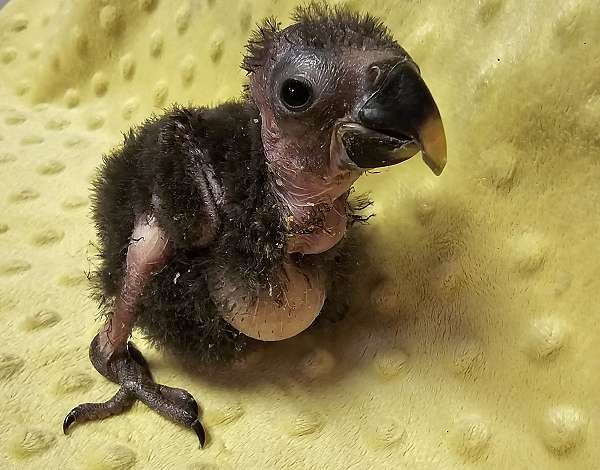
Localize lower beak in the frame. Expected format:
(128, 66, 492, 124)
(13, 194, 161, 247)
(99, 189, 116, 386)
(338, 61, 447, 175)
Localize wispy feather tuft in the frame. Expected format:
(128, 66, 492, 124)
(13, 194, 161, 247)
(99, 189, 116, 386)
(241, 1, 403, 73)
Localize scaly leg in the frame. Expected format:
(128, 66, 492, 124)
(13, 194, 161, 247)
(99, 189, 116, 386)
(63, 213, 206, 447)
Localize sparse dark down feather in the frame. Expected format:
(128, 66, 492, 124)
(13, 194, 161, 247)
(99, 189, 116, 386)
(90, 103, 366, 363)
(242, 2, 403, 73)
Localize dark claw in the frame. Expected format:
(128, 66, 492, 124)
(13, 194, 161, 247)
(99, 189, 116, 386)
(189, 398, 199, 417)
(192, 419, 206, 448)
(63, 411, 76, 435)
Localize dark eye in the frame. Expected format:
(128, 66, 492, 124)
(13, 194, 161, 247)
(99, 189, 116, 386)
(280, 78, 313, 111)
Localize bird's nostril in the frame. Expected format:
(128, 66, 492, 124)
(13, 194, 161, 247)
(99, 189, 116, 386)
(367, 65, 383, 87)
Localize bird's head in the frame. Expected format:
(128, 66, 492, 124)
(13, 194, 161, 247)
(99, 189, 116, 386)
(243, 4, 447, 205)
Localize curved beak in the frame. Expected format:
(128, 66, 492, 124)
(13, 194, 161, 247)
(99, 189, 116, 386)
(338, 61, 447, 175)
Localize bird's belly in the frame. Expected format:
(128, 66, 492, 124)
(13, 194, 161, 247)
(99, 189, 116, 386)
(211, 260, 326, 341)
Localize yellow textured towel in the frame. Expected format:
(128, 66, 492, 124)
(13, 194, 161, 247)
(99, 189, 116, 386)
(0, 0, 598, 469)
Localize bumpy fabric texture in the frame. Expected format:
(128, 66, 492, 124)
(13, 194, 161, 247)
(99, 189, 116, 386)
(0, 1, 598, 469)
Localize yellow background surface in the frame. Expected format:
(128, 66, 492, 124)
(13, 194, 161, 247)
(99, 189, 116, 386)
(0, 0, 598, 469)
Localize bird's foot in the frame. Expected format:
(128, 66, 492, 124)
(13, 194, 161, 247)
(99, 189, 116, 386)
(63, 335, 205, 448)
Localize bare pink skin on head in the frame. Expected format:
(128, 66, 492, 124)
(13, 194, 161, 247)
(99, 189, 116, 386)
(250, 48, 399, 255)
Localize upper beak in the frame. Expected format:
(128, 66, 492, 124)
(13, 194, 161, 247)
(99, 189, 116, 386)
(338, 60, 447, 175)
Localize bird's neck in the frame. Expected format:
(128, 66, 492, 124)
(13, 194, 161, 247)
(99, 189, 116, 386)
(259, 134, 358, 255)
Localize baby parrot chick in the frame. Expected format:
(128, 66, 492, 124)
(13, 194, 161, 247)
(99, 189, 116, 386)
(63, 4, 447, 447)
